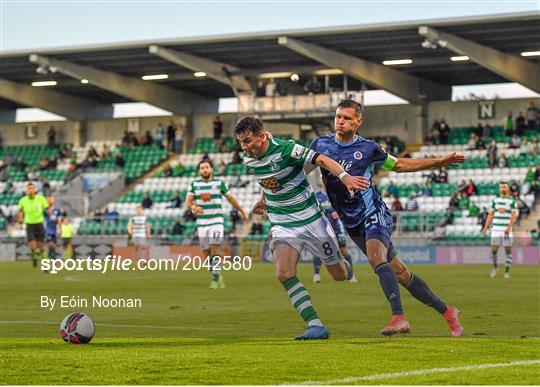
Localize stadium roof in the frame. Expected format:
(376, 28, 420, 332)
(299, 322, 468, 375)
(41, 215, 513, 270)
(1, 11, 539, 110)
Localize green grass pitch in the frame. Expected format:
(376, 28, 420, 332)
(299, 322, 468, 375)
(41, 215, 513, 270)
(1, 261, 539, 384)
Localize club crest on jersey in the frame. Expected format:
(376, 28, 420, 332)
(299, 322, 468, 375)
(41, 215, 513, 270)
(260, 177, 282, 193)
(353, 151, 363, 160)
(270, 161, 279, 171)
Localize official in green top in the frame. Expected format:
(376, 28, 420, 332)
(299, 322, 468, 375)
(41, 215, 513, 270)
(18, 182, 49, 268)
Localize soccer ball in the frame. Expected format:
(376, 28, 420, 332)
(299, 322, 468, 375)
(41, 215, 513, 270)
(59, 312, 95, 344)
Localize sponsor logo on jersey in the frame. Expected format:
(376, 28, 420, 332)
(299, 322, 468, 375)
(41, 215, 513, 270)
(291, 144, 305, 160)
(260, 177, 282, 193)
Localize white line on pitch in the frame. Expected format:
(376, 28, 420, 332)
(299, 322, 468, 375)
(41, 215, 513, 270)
(295, 359, 540, 385)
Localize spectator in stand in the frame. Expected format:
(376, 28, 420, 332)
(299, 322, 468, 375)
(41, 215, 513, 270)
(167, 193, 182, 209)
(439, 118, 450, 145)
(174, 124, 184, 154)
(39, 176, 51, 196)
(412, 183, 422, 197)
(426, 171, 439, 185)
(183, 208, 196, 222)
(230, 209, 241, 230)
(256, 80, 266, 97)
(0, 161, 7, 182)
(14, 157, 27, 171)
(130, 132, 139, 146)
(520, 138, 533, 156)
(141, 130, 153, 146)
(2, 181, 15, 194)
(250, 222, 263, 235)
(166, 121, 176, 152)
(474, 123, 484, 138)
(513, 191, 530, 223)
(49, 156, 58, 169)
(457, 179, 467, 194)
(510, 180, 520, 196)
(231, 149, 242, 165)
(503, 111, 514, 136)
(121, 131, 130, 146)
(142, 194, 153, 209)
(479, 207, 489, 227)
(154, 123, 164, 148)
(526, 101, 539, 130)
(3, 153, 13, 167)
(384, 136, 398, 155)
(26, 168, 39, 181)
(424, 126, 439, 145)
(303, 76, 322, 94)
(521, 168, 535, 196)
(466, 179, 478, 196)
(421, 183, 433, 197)
(171, 219, 184, 236)
(434, 221, 446, 239)
(444, 207, 455, 225)
(532, 136, 539, 154)
(38, 157, 49, 170)
(468, 201, 480, 217)
(115, 152, 125, 168)
(89, 155, 98, 168)
(467, 133, 478, 150)
(476, 136, 486, 150)
(515, 111, 526, 135)
(47, 126, 56, 148)
(405, 195, 419, 211)
(384, 180, 398, 198)
(509, 133, 522, 149)
(390, 195, 403, 211)
(100, 144, 111, 159)
(487, 140, 498, 168)
(438, 166, 449, 183)
(213, 115, 223, 140)
(482, 122, 493, 138)
(458, 192, 470, 210)
(529, 180, 539, 200)
(535, 165, 540, 181)
(431, 119, 441, 133)
(265, 78, 277, 97)
(163, 165, 173, 178)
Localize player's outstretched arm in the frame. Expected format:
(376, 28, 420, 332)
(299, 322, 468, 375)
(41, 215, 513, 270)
(314, 154, 370, 194)
(225, 193, 249, 221)
(391, 153, 466, 173)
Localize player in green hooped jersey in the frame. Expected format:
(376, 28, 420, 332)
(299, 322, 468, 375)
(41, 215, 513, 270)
(235, 116, 369, 340)
(18, 182, 49, 268)
(482, 181, 518, 279)
(186, 159, 249, 290)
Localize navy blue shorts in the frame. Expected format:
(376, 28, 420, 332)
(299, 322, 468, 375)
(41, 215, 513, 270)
(346, 206, 397, 262)
(45, 234, 57, 243)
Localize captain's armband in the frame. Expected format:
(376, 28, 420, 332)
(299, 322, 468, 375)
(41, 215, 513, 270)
(382, 154, 397, 171)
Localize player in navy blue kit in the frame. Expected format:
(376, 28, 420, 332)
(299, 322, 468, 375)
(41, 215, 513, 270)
(44, 195, 63, 260)
(309, 99, 465, 337)
(314, 183, 357, 283)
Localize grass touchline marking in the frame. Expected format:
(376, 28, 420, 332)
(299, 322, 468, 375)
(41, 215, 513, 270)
(296, 359, 540, 385)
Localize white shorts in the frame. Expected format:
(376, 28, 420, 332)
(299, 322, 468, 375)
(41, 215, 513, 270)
(269, 215, 341, 266)
(197, 224, 224, 251)
(490, 229, 513, 247)
(132, 236, 147, 246)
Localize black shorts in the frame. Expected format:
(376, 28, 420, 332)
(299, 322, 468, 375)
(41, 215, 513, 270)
(26, 223, 45, 243)
(346, 223, 398, 262)
(46, 234, 57, 243)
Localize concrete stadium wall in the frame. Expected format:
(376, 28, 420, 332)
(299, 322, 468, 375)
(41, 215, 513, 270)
(428, 97, 540, 129)
(0, 120, 81, 146)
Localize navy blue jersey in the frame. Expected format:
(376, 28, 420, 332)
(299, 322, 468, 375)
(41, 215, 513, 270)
(316, 190, 345, 236)
(44, 208, 62, 235)
(311, 134, 390, 229)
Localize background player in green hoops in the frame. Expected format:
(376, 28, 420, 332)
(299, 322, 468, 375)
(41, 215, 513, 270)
(482, 181, 518, 279)
(186, 160, 249, 290)
(235, 116, 369, 340)
(18, 182, 49, 268)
